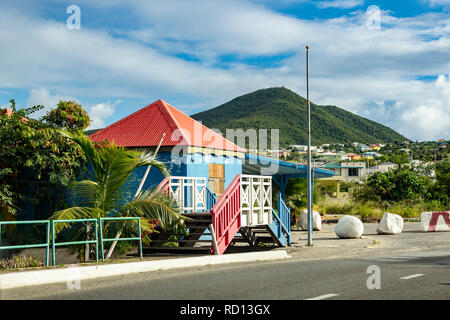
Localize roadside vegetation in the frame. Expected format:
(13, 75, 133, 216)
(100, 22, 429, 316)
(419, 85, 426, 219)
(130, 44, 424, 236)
(284, 161, 449, 223)
(318, 163, 449, 222)
(0, 100, 186, 263)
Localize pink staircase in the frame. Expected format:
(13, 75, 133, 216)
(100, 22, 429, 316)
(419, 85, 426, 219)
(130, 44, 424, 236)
(145, 175, 241, 255)
(210, 174, 241, 255)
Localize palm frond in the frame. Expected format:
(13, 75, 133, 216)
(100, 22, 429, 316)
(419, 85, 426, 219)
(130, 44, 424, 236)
(49, 207, 103, 234)
(57, 130, 103, 177)
(121, 188, 186, 232)
(99, 149, 170, 212)
(68, 179, 98, 207)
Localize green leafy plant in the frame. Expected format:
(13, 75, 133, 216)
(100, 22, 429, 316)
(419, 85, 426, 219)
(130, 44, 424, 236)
(0, 255, 44, 270)
(0, 100, 87, 220)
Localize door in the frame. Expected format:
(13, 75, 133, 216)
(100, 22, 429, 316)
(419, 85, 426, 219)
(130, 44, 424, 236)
(209, 164, 225, 198)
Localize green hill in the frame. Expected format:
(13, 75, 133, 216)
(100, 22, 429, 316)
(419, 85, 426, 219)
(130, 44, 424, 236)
(191, 87, 408, 148)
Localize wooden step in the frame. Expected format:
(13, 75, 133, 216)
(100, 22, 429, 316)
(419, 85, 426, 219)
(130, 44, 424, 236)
(185, 219, 212, 224)
(167, 239, 212, 243)
(247, 227, 269, 231)
(255, 236, 276, 243)
(231, 236, 250, 244)
(182, 212, 211, 218)
(170, 232, 207, 236)
(143, 246, 211, 254)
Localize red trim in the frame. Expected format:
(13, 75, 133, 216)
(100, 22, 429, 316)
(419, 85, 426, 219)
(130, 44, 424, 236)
(428, 212, 450, 231)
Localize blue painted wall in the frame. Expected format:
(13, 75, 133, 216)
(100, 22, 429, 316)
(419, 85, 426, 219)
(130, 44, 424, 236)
(126, 151, 243, 198)
(185, 153, 242, 189)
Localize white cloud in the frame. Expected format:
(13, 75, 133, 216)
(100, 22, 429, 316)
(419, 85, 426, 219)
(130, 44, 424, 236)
(88, 100, 121, 129)
(423, 0, 450, 7)
(315, 0, 364, 9)
(26, 88, 74, 119)
(0, 1, 449, 141)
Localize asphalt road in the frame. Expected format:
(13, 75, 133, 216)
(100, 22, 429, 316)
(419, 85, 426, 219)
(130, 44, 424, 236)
(1, 247, 449, 300)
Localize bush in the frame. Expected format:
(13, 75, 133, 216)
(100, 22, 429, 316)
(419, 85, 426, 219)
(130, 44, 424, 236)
(353, 169, 429, 203)
(319, 201, 353, 216)
(0, 255, 44, 270)
(352, 203, 384, 222)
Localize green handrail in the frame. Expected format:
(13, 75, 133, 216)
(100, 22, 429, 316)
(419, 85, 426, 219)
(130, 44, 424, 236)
(51, 219, 99, 266)
(0, 220, 50, 266)
(98, 217, 143, 261)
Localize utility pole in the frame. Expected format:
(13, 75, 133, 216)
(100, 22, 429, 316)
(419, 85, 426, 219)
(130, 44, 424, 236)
(306, 45, 313, 246)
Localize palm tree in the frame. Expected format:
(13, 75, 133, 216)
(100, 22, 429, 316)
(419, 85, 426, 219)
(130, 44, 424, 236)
(49, 131, 185, 258)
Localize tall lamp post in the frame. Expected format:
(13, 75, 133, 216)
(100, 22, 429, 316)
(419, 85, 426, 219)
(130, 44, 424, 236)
(306, 45, 313, 246)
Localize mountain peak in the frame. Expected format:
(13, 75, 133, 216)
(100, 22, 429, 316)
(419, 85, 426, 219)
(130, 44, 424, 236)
(191, 87, 408, 147)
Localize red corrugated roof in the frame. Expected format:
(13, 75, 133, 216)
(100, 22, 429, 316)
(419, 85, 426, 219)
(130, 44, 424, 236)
(89, 99, 245, 152)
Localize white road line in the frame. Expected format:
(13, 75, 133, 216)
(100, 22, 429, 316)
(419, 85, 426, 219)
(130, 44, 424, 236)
(305, 293, 339, 300)
(400, 274, 425, 280)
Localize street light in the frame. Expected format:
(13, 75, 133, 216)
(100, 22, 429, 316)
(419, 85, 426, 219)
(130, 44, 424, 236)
(306, 45, 313, 246)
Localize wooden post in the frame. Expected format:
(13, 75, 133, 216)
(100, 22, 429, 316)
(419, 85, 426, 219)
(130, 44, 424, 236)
(209, 224, 220, 255)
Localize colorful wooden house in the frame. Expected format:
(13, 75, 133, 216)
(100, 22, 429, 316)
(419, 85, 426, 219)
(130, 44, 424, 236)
(90, 99, 333, 255)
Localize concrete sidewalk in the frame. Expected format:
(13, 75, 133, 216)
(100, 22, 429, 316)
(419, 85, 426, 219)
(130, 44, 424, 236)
(0, 249, 289, 290)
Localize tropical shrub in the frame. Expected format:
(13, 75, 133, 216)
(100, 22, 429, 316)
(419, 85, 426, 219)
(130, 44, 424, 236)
(353, 169, 429, 203)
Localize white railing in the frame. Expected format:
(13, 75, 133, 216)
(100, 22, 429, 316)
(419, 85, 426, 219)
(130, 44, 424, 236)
(240, 174, 272, 226)
(167, 176, 207, 213)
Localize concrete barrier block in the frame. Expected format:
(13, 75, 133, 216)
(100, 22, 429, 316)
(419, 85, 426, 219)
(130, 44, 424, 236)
(420, 211, 450, 232)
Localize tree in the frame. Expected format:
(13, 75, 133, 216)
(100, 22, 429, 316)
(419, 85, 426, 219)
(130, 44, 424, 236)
(49, 131, 185, 258)
(428, 161, 450, 205)
(0, 100, 87, 220)
(353, 168, 429, 203)
(42, 100, 90, 132)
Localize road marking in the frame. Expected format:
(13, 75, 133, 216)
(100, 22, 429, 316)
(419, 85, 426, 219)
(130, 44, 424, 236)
(305, 293, 339, 300)
(400, 274, 425, 280)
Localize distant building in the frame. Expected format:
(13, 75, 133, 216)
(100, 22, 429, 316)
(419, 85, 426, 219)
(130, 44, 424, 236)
(289, 145, 318, 152)
(358, 144, 370, 152)
(366, 161, 398, 175)
(347, 153, 362, 160)
(362, 151, 382, 158)
(321, 161, 367, 182)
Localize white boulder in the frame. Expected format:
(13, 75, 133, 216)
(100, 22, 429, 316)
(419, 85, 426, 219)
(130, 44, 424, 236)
(335, 215, 364, 238)
(377, 212, 403, 235)
(300, 209, 322, 231)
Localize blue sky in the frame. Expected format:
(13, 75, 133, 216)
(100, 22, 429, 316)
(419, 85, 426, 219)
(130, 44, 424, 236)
(0, 0, 449, 141)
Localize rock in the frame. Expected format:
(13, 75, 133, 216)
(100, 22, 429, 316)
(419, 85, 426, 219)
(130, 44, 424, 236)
(300, 209, 322, 231)
(335, 215, 364, 238)
(420, 211, 450, 232)
(377, 212, 403, 235)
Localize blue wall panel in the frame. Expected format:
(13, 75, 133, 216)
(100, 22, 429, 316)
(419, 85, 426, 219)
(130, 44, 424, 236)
(185, 153, 242, 189)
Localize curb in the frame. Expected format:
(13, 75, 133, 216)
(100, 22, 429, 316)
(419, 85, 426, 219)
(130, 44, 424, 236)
(0, 250, 290, 289)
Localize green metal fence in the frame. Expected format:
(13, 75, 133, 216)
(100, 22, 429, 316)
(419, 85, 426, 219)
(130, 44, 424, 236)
(99, 217, 143, 261)
(0, 217, 143, 267)
(51, 219, 99, 266)
(0, 220, 51, 266)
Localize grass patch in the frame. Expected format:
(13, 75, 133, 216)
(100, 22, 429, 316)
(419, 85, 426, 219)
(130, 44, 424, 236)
(0, 255, 44, 271)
